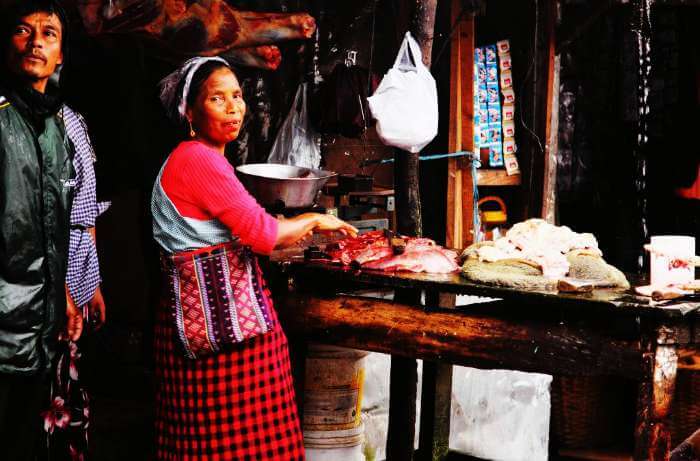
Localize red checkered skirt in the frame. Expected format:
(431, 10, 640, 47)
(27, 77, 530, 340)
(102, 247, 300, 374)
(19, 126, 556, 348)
(154, 297, 305, 460)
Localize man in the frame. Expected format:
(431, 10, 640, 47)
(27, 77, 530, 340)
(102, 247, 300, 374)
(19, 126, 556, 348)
(0, 1, 83, 458)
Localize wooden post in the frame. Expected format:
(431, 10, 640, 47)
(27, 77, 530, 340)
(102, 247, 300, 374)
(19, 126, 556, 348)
(418, 288, 454, 461)
(418, 361, 453, 461)
(446, 0, 475, 249)
(393, 0, 437, 238)
(541, 0, 560, 223)
(388, 2, 437, 460)
(394, 151, 423, 237)
(634, 325, 679, 461)
(446, 0, 463, 249)
(524, 0, 558, 219)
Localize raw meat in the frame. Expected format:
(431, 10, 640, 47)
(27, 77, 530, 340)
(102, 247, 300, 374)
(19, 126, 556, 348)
(462, 219, 602, 279)
(324, 231, 459, 274)
(325, 230, 390, 266)
(71, 0, 316, 56)
(222, 45, 281, 70)
(363, 248, 459, 273)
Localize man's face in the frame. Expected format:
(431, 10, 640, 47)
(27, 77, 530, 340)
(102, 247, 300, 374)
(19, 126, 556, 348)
(6, 12, 63, 92)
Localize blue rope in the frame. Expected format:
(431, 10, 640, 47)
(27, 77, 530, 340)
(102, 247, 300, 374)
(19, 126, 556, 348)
(470, 154, 482, 243)
(359, 150, 473, 166)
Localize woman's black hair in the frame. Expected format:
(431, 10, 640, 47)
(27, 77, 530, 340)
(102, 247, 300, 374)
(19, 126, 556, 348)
(184, 60, 233, 110)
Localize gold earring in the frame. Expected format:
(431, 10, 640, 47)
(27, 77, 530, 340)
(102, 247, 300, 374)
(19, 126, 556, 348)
(188, 120, 196, 138)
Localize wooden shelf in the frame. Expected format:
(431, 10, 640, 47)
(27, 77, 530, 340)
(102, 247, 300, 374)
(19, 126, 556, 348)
(476, 169, 521, 186)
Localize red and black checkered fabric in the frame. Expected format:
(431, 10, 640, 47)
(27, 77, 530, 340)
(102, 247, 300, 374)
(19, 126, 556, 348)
(154, 299, 305, 460)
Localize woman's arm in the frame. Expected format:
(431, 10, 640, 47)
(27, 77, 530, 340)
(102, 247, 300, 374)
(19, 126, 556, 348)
(275, 213, 358, 249)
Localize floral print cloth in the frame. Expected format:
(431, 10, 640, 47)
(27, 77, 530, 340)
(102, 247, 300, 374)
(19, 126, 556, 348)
(42, 337, 89, 461)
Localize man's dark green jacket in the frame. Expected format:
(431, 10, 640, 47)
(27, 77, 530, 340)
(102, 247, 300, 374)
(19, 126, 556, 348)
(0, 92, 74, 375)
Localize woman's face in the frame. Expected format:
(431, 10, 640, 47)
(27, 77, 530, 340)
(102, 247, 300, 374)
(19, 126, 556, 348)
(188, 67, 246, 151)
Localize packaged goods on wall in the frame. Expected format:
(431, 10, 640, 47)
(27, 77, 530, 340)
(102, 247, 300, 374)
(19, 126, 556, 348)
(473, 39, 520, 174)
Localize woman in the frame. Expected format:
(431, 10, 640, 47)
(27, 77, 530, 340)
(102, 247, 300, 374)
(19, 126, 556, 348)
(152, 56, 356, 460)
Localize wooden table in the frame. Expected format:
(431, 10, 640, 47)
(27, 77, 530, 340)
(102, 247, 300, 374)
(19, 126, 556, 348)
(271, 261, 700, 461)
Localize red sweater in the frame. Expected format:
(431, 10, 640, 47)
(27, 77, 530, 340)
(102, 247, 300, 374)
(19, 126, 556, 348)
(160, 141, 278, 255)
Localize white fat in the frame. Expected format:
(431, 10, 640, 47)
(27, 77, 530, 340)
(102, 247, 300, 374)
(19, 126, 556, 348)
(469, 219, 603, 278)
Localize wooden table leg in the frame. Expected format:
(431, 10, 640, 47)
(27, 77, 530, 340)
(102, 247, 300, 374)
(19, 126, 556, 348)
(417, 290, 455, 461)
(634, 326, 679, 461)
(387, 356, 419, 461)
(418, 361, 453, 461)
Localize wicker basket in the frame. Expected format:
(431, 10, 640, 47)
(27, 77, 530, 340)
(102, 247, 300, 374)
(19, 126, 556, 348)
(550, 376, 629, 449)
(552, 354, 700, 450)
(670, 352, 700, 447)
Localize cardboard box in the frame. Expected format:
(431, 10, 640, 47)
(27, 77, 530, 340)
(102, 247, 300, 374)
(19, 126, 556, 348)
(503, 137, 517, 154)
(499, 53, 512, 71)
(504, 152, 520, 175)
(489, 144, 504, 167)
(502, 104, 515, 121)
(485, 45, 497, 64)
(497, 39, 510, 55)
(503, 120, 515, 138)
(500, 69, 513, 88)
(502, 87, 515, 104)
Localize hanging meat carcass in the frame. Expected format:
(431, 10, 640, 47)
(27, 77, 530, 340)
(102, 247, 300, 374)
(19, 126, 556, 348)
(71, 0, 316, 56)
(222, 45, 281, 70)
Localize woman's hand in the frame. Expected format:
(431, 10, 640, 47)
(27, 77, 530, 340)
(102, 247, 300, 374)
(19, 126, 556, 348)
(275, 213, 357, 249)
(312, 213, 358, 236)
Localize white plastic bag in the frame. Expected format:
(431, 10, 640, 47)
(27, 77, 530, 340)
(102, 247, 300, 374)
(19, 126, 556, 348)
(268, 82, 321, 169)
(450, 367, 552, 461)
(367, 32, 438, 153)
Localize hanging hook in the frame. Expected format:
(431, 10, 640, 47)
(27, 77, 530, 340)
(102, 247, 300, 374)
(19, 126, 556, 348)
(345, 50, 358, 67)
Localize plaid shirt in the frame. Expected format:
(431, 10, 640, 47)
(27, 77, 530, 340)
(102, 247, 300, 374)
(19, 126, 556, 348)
(61, 106, 110, 307)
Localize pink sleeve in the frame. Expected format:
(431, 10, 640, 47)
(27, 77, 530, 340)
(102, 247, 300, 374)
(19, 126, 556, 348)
(184, 147, 279, 255)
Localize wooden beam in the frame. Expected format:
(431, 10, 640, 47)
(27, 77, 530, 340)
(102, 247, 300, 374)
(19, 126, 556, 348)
(278, 294, 645, 379)
(477, 169, 522, 187)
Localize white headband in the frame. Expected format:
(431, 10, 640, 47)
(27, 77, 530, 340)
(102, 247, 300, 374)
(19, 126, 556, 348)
(158, 56, 230, 124)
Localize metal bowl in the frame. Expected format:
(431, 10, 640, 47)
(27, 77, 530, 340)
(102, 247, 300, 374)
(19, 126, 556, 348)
(235, 163, 336, 209)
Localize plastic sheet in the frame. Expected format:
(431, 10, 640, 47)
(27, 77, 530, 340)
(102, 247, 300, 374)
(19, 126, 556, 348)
(449, 367, 552, 461)
(361, 353, 552, 461)
(268, 83, 322, 169)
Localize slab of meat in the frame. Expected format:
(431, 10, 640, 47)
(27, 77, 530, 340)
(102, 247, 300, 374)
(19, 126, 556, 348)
(222, 45, 281, 70)
(324, 231, 459, 273)
(325, 230, 389, 265)
(72, 0, 316, 56)
(461, 218, 604, 279)
(363, 248, 460, 273)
